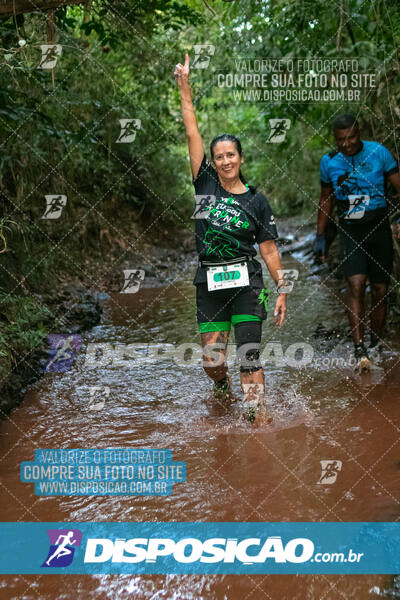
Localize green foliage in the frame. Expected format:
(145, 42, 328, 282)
(173, 0, 400, 216)
(0, 292, 52, 389)
(0, 0, 399, 323)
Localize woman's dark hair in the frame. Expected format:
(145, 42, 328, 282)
(209, 133, 257, 194)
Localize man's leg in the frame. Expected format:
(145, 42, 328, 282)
(370, 282, 388, 344)
(346, 274, 372, 370)
(346, 274, 367, 345)
(365, 219, 393, 347)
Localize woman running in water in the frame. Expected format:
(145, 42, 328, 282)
(174, 54, 287, 421)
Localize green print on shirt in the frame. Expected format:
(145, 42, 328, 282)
(208, 209, 250, 231)
(203, 228, 240, 257)
(208, 196, 250, 232)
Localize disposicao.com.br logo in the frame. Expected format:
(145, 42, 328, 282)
(0, 522, 397, 575)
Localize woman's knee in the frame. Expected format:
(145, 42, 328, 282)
(202, 348, 226, 371)
(234, 321, 262, 373)
(200, 331, 229, 374)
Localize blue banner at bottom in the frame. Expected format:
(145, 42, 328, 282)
(0, 522, 399, 574)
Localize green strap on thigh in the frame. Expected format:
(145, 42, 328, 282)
(199, 315, 261, 332)
(198, 321, 231, 333)
(231, 314, 262, 325)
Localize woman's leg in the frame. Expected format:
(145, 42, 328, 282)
(240, 369, 264, 387)
(234, 320, 265, 403)
(196, 283, 231, 384)
(200, 330, 229, 383)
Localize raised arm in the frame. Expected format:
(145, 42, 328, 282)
(174, 53, 204, 179)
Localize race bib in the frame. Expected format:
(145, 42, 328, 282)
(206, 262, 249, 292)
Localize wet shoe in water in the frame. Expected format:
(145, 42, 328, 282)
(242, 383, 266, 423)
(354, 343, 371, 372)
(369, 335, 383, 356)
(213, 375, 232, 400)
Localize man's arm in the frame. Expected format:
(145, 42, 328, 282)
(388, 172, 400, 239)
(315, 185, 334, 262)
(317, 185, 334, 234)
(388, 171, 400, 196)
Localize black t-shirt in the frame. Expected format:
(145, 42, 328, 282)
(192, 154, 278, 284)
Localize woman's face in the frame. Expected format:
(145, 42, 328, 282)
(211, 141, 244, 181)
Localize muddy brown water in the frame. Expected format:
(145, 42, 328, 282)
(0, 252, 399, 599)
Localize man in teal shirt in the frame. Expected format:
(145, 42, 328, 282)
(314, 114, 400, 370)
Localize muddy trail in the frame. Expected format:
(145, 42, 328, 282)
(1, 232, 400, 600)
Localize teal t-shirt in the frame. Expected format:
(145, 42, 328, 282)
(320, 140, 398, 224)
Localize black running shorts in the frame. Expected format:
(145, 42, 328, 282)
(338, 219, 393, 283)
(196, 274, 269, 333)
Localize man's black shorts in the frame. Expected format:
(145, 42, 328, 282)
(338, 218, 393, 283)
(196, 274, 268, 333)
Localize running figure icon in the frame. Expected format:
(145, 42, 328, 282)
(41, 528, 82, 568)
(45, 531, 77, 566)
